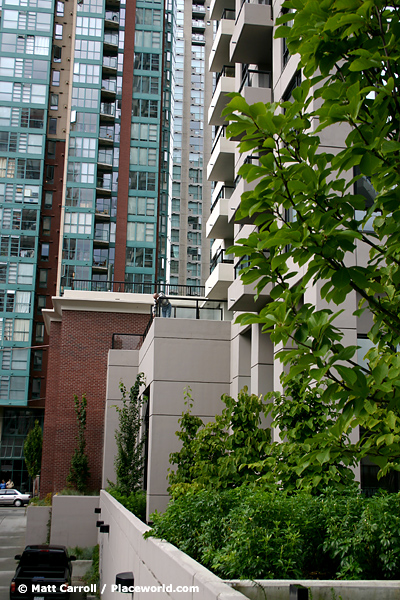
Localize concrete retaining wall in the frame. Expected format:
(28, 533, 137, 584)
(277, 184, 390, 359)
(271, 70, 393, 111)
(25, 506, 51, 545)
(99, 490, 246, 600)
(230, 580, 400, 600)
(50, 495, 99, 547)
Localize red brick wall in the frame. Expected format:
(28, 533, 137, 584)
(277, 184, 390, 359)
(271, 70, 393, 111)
(41, 310, 149, 496)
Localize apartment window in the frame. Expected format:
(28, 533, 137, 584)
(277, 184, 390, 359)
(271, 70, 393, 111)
(38, 269, 47, 288)
(17, 263, 34, 285)
(56, 1, 64, 16)
(31, 378, 41, 399)
(52, 70, 60, 86)
(47, 141, 56, 158)
(54, 24, 63, 40)
(126, 222, 155, 243)
(46, 164, 54, 183)
(35, 322, 44, 342)
(125, 247, 153, 269)
(64, 212, 93, 235)
(44, 191, 53, 208)
(11, 349, 29, 370)
(33, 349, 43, 371)
(41, 243, 50, 261)
(48, 118, 57, 135)
(37, 296, 47, 314)
(53, 45, 62, 62)
(127, 196, 155, 217)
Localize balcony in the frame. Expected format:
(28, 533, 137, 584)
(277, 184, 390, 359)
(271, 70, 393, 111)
(209, 0, 234, 20)
(192, 4, 206, 16)
(94, 228, 110, 246)
(100, 102, 116, 122)
(104, 10, 119, 27)
(99, 125, 115, 145)
(205, 249, 234, 299)
(102, 55, 118, 75)
(96, 175, 112, 194)
(101, 78, 117, 100)
(192, 18, 205, 31)
(207, 185, 235, 240)
(227, 258, 272, 311)
(238, 68, 272, 106)
(230, 0, 273, 65)
(103, 32, 119, 50)
(208, 65, 236, 126)
(207, 126, 235, 182)
(209, 10, 235, 73)
(97, 149, 113, 170)
(95, 198, 111, 220)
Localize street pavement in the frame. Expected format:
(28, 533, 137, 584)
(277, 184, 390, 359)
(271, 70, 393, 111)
(0, 507, 27, 600)
(0, 507, 87, 600)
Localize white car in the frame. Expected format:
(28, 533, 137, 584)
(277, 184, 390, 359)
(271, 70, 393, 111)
(0, 489, 30, 507)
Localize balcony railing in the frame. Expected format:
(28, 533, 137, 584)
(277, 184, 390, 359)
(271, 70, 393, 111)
(104, 32, 119, 45)
(105, 10, 119, 22)
(100, 102, 115, 117)
(103, 55, 118, 70)
(211, 124, 227, 154)
(102, 79, 117, 93)
(96, 177, 112, 190)
(210, 185, 235, 213)
(214, 64, 235, 90)
(95, 198, 111, 215)
(99, 125, 115, 141)
(238, 68, 271, 93)
(112, 333, 144, 350)
(60, 280, 206, 297)
(215, 8, 235, 34)
(210, 249, 234, 273)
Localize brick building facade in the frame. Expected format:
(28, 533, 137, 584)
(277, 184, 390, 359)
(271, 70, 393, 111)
(41, 293, 151, 495)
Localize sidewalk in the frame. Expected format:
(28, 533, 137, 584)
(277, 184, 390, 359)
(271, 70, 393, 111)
(0, 507, 27, 600)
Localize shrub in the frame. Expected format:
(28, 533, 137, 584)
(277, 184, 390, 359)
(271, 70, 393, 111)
(146, 486, 400, 580)
(108, 488, 146, 521)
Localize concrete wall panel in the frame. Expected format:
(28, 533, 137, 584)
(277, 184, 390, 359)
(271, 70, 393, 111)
(50, 495, 99, 547)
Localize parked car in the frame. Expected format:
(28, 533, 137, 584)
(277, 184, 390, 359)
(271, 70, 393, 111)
(0, 489, 31, 507)
(10, 545, 76, 600)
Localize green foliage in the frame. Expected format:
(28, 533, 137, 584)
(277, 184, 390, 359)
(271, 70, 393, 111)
(168, 388, 271, 493)
(68, 546, 95, 560)
(107, 488, 146, 521)
(24, 420, 42, 480)
(28, 492, 52, 506)
(67, 394, 90, 493)
(111, 373, 146, 495)
(260, 375, 357, 493)
(83, 544, 100, 598)
(222, 0, 400, 484)
(146, 487, 400, 580)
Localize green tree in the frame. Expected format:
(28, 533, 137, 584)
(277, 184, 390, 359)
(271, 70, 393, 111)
(24, 419, 42, 480)
(67, 394, 90, 493)
(112, 373, 146, 495)
(169, 388, 271, 493)
(222, 0, 400, 487)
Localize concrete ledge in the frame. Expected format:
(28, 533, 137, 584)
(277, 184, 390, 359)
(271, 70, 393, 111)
(228, 579, 400, 600)
(72, 560, 92, 581)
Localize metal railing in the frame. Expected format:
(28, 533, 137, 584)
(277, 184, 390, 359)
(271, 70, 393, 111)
(210, 249, 234, 273)
(214, 65, 235, 90)
(60, 280, 206, 297)
(211, 125, 227, 154)
(210, 185, 235, 213)
(238, 68, 271, 94)
(112, 332, 144, 350)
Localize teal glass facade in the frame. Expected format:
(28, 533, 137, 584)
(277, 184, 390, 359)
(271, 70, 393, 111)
(0, 0, 54, 407)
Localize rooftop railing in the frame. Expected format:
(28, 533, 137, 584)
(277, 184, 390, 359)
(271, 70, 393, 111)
(60, 279, 206, 297)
